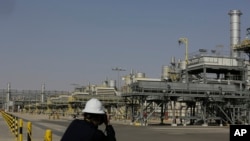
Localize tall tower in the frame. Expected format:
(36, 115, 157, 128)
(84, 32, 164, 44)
(41, 83, 45, 103)
(228, 10, 242, 57)
(6, 83, 11, 112)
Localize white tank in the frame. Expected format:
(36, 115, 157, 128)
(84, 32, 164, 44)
(135, 72, 146, 78)
(162, 65, 170, 79)
(123, 75, 132, 85)
(109, 80, 116, 88)
(179, 60, 186, 70)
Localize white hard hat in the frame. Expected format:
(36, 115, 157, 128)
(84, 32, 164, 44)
(82, 98, 105, 114)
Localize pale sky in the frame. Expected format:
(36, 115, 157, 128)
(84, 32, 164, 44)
(0, 0, 249, 91)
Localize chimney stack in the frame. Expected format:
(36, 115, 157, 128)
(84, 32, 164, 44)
(228, 10, 242, 57)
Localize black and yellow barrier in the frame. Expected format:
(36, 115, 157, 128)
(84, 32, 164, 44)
(1, 111, 54, 141)
(0, 111, 18, 139)
(15, 117, 18, 140)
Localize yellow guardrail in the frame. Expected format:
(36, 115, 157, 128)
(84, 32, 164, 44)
(0, 111, 53, 141)
(0, 110, 18, 140)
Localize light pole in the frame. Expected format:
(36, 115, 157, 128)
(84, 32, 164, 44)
(112, 67, 126, 91)
(178, 37, 189, 65)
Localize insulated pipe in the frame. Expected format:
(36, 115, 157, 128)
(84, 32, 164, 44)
(228, 10, 242, 57)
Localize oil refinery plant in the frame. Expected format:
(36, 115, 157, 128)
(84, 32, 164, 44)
(1, 10, 250, 126)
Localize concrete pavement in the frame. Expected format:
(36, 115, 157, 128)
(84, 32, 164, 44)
(1, 112, 230, 141)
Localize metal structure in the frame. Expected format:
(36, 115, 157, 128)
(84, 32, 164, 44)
(178, 37, 189, 65)
(234, 27, 250, 61)
(0, 9, 249, 127)
(112, 67, 126, 90)
(0, 82, 124, 118)
(0, 88, 70, 112)
(121, 10, 250, 126)
(228, 10, 242, 58)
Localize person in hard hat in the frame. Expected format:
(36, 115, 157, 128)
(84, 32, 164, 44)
(61, 98, 116, 141)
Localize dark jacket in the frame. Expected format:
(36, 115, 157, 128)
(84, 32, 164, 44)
(61, 119, 116, 141)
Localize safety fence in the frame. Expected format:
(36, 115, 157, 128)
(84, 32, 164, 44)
(0, 110, 52, 141)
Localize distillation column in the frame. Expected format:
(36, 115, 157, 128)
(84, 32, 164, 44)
(41, 83, 45, 103)
(6, 83, 11, 112)
(228, 10, 242, 58)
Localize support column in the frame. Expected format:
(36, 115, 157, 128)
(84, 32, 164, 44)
(190, 103, 196, 125)
(248, 111, 250, 125)
(125, 98, 128, 120)
(171, 101, 177, 126)
(202, 102, 208, 126)
(203, 66, 207, 84)
(131, 97, 135, 123)
(160, 101, 164, 124)
(140, 96, 144, 126)
(232, 107, 235, 124)
(237, 107, 240, 123)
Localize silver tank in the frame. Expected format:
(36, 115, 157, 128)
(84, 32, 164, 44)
(228, 10, 242, 57)
(109, 80, 116, 88)
(178, 60, 186, 70)
(135, 72, 146, 78)
(162, 65, 171, 79)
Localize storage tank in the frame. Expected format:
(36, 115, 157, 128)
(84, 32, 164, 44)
(109, 80, 116, 88)
(162, 65, 171, 80)
(135, 72, 146, 78)
(178, 60, 186, 70)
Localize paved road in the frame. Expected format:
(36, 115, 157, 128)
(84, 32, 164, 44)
(116, 126, 229, 141)
(5, 113, 229, 141)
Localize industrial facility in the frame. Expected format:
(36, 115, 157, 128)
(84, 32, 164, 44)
(0, 10, 250, 126)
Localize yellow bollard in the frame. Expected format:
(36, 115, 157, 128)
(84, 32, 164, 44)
(44, 129, 52, 141)
(19, 119, 23, 141)
(27, 122, 32, 141)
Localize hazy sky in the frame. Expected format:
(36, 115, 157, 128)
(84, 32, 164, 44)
(0, 0, 249, 91)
